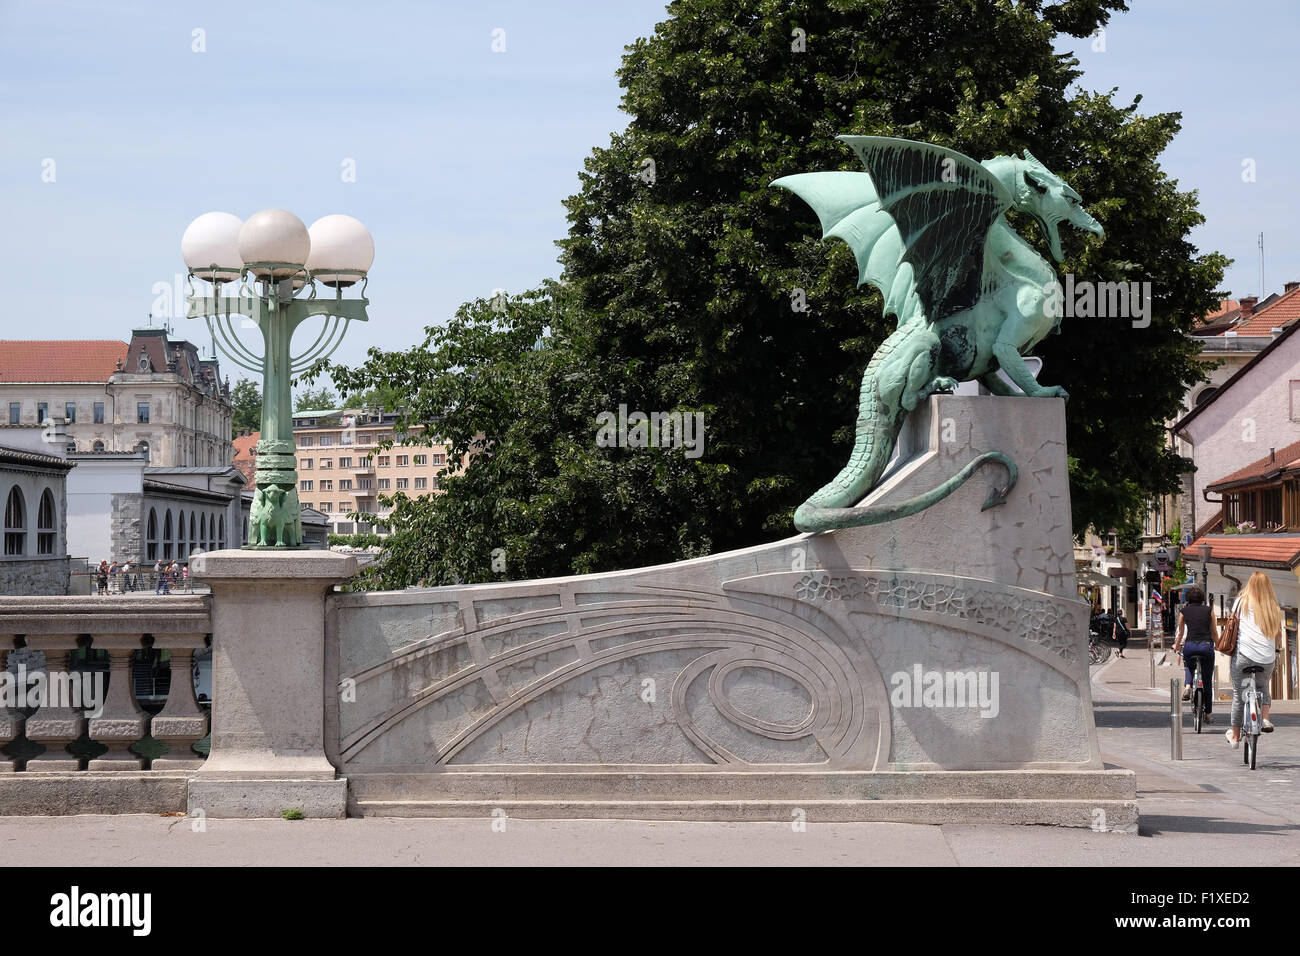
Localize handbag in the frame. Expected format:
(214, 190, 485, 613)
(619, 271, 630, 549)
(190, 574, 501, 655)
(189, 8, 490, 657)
(1216, 607, 1240, 655)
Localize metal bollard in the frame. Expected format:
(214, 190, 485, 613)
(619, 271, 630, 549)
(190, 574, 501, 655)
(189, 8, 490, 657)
(1150, 648, 1156, 688)
(1170, 677, 1183, 760)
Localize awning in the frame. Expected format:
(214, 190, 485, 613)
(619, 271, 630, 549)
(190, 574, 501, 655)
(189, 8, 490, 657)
(1076, 570, 1119, 588)
(1108, 567, 1137, 582)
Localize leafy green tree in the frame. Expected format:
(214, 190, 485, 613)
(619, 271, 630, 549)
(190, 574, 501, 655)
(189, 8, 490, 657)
(230, 377, 262, 438)
(343, 385, 404, 412)
(318, 0, 1226, 589)
(293, 385, 338, 412)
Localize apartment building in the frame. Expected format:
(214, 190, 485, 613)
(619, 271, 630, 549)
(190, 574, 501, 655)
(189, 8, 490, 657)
(291, 407, 456, 535)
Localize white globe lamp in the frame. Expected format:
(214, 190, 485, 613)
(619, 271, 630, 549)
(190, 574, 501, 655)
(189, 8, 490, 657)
(306, 215, 375, 287)
(181, 212, 244, 283)
(238, 208, 311, 280)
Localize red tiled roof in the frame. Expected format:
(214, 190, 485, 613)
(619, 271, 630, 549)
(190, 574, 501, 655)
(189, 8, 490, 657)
(1197, 298, 1239, 328)
(1207, 437, 1300, 490)
(0, 340, 129, 382)
(1187, 535, 1300, 568)
(231, 431, 259, 484)
(1222, 287, 1300, 336)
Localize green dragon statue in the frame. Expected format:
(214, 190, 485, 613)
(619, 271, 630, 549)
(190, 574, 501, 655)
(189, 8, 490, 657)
(773, 136, 1103, 533)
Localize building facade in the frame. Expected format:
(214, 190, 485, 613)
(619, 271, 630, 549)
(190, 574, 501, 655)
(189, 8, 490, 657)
(0, 425, 73, 595)
(291, 408, 459, 536)
(0, 327, 232, 467)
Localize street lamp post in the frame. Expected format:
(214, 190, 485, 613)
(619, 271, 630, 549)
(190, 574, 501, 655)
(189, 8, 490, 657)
(1197, 542, 1212, 602)
(181, 209, 374, 548)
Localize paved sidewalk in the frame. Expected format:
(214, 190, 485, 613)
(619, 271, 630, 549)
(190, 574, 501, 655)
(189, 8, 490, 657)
(0, 636, 1295, 865)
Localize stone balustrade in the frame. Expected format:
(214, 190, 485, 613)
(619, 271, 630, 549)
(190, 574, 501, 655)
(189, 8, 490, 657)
(0, 596, 211, 774)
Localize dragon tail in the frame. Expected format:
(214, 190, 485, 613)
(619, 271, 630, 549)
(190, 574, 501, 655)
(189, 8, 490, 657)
(794, 321, 923, 531)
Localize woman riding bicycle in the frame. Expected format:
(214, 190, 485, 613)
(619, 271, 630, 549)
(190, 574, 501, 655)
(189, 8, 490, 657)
(1226, 572, 1281, 748)
(1173, 586, 1216, 724)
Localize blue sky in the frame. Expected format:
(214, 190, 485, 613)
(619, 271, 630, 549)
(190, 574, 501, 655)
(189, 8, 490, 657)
(2, 0, 1297, 385)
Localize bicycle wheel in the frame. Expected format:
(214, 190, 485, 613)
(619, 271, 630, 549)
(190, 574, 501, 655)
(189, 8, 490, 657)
(1095, 642, 1112, 664)
(1243, 733, 1251, 766)
(1249, 733, 1258, 770)
(1193, 689, 1203, 734)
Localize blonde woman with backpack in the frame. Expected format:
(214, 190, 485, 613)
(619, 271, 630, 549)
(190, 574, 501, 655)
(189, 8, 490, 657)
(1226, 572, 1282, 747)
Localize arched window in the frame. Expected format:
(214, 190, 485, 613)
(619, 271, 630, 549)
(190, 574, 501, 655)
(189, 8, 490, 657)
(200, 514, 207, 550)
(189, 512, 196, 553)
(92, 441, 105, 452)
(147, 508, 158, 562)
(178, 510, 188, 559)
(3, 487, 25, 556)
(219, 515, 225, 549)
(1194, 386, 1219, 407)
(36, 489, 56, 555)
(163, 510, 173, 560)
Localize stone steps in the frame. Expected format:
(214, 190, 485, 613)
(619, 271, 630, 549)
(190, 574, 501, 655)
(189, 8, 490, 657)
(347, 769, 1138, 827)
(352, 796, 1139, 829)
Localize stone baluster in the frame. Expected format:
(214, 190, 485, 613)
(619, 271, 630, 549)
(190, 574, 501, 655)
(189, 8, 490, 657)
(0, 638, 23, 772)
(23, 635, 85, 772)
(87, 635, 149, 770)
(149, 634, 210, 770)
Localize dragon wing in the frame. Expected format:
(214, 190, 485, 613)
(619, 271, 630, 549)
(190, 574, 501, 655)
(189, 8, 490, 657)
(773, 136, 1013, 324)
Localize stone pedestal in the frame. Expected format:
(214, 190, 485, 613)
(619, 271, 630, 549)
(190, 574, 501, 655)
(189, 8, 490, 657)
(188, 550, 356, 818)
(149, 637, 210, 771)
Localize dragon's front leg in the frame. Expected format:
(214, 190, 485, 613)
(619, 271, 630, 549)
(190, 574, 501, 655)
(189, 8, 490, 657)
(991, 340, 1067, 401)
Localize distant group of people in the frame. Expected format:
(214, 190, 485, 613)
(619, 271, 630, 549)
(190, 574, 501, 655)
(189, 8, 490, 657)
(94, 559, 188, 595)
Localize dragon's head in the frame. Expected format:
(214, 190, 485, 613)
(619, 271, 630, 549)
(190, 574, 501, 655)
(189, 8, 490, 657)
(1015, 149, 1104, 261)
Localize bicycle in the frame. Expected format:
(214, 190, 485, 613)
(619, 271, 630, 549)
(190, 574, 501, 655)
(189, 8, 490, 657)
(1187, 655, 1208, 734)
(1241, 663, 1266, 770)
(1088, 629, 1112, 665)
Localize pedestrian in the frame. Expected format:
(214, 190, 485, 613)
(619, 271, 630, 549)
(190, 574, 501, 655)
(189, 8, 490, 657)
(96, 560, 108, 596)
(122, 560, 133, 592)
(1225, 572, 1281, 748)
(1111, 608, 1130, 658)
(1173, 586, 1217, 723)
(181, 564, 189, 590)
(108, 560, 119, 594)
(153, 558, 166, 594)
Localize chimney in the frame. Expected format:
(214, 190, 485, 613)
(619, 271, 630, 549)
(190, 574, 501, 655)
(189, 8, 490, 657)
(1240, 296, 1258, 316)
(1287, 281, 1300, 293)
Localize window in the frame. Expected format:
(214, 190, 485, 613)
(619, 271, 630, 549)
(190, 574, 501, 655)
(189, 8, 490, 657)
(93, 401, 104, 424)
(7, 403, 18, 425)
(361, 456, 372, 467)
(299, 436, 314, 447)
(358, 478, 373, 490)
(320, 459, 333, 469)
(377, 456, 390, 467)
(339, 457, 352, 468)
(301, 480, 314, 492)
(431, 477, 440, 491)
(218, 515, 225, 549)
(320, 502, 333, 513)
(340, 432, 353, 445)
(3, 487, 25, 555)
(414, 477, 428, 490)
(92, 441, 104, 452)
(163, 511, 173, 559)
(413, 455, 427, 466)
(147, 508, 158, 561)
(137, 402, 150, 424)
(65, 441, 75, 454)
(64, 402, 76, 423)
(320, 435, 334, 447)
(433, 453, 446, 465)
(339, 479, 353, 491)
(321, 480, 333, 492)
(395, 478, 409, 490)
(396, 455, 409, 466)
(301, 458, 313, 469)
(37, 402, 48, 422)
(378, 478, 390, 490)
(302, 502, 313, 510)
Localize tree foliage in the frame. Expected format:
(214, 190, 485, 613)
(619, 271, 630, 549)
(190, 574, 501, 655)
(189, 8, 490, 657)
(316, 0, 1225, 589)
(230, 377, 262, 437)
(293, 385, 338, 412)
